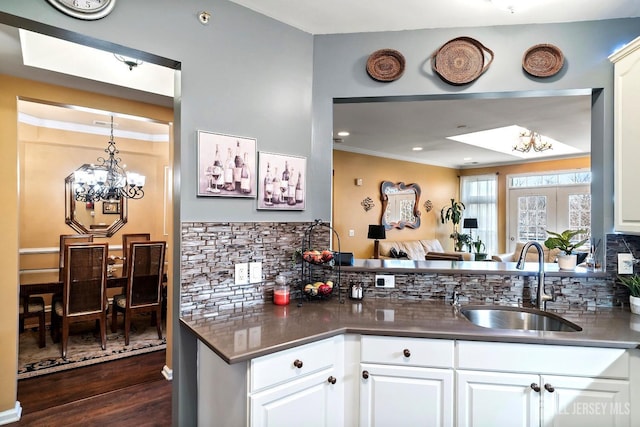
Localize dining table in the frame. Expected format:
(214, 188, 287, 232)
(19, 264, 128, 303)
(20, 264, 168, 319)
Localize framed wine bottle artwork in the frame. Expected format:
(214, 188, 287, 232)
(257, 152, 306, 210)
(196, 130, 257, 198)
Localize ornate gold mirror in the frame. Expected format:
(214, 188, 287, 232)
(380, 181, 421, 230)
(64, 164, 128, 237)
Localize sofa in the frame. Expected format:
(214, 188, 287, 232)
(491, 242, 561, 263)
(378, 239, 474, 261)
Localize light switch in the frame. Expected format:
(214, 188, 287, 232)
(235, 263, 249, 285)
(249, 261, 262, 283)
(349, 229, 355, 237)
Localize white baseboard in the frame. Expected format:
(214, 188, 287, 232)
(162, 364, 173, 381)
(0, 402, 22, 425)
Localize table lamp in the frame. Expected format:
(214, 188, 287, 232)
(368, 225, 386, 259)
(463, 218, 478, 241)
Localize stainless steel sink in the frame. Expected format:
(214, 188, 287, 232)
(460, 305, 582, 332)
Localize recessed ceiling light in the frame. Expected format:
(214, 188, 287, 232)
(463, 157, 472, 161)
(412, 146, 423, 151)
(337, 131, 350, 137)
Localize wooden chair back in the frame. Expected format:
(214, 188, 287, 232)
(59, 234, 93, 281)
(63, 242, 108, 317)
(126, 241, 166, 309)
(122, 233, 151, 271)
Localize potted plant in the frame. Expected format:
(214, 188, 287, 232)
(440, 199, 465, 250)
(543, 229, 589, 270)
(618, 275, 640, 314)
(471, 238, 487, 261)
(452, 232, 471, 252)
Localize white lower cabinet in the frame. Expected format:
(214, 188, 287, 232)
(359, 336, 455, 427)
(197, 336, 344, 427)
(198, 334, 636, 427)
(457, 341, 631, 427)
(360, 363, 454, 426)
(457, 369, 541, 426)
(250, 368, 341, 427)
(541, 375, 630, 427)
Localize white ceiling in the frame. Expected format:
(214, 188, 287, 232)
(333, 94, 593, 169)
(227, 0, 640, 35)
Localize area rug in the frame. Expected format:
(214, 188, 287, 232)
(18, 313, 166, 379)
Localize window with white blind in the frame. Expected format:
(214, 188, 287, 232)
(460, 175, 498, 255)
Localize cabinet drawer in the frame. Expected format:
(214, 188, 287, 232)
(250, 336, 339, 392)
(361, 336, 454, 368)
(457, 341, 629, 379)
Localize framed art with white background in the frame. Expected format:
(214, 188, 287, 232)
(197, 130, 256, 198)
(257, 152, 306, 210)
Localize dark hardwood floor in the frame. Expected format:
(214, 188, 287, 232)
(16, 350, 171, 426)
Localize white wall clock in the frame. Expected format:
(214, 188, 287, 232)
(46, 0, 116, 20)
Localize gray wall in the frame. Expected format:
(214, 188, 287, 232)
(0, 1, 317, 425)
(313, 19, 640, 247)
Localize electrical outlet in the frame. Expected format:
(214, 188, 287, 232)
(375, 309, 395, 321)
(349, 229, 355, 237)
(249, 261, 262, 283)
(235, 262, 249, 285)
(375, 274, 395, 288)
(618, 253, 634, 274)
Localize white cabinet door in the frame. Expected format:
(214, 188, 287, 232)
(250, 369, 341, 427)
(457, 370, 541, 427)
(360, 363, 453, 427)
(610, 36, 640, 233)
(541, 375, 630, 427)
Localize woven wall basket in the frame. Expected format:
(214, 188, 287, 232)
(431, 37, 494, 85)
(522, 44, 564, 77)
(366, 49, 406, 82)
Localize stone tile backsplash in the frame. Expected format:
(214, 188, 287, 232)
(180, 221, 329, 316)
(180, 223, 627, 317)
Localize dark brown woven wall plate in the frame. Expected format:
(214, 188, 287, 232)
(522, 44, 564, 77)
(366, 49, 406, 82)
(431, 37, 494, 85)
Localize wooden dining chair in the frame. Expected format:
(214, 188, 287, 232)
(18, 295, 46, 348)
(51, 242, 108, 359)
(111, 241, 166, 345)
(59, 234, 94, 281)
(121, 233, 151, 272)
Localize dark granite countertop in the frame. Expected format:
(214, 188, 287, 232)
(181, 298, 640, 364)
(342, 259, 609, 278)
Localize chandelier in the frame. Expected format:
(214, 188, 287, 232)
(74, 116, 145, 203)
(512, 130, 553, 153)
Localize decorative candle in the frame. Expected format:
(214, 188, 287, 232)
(273, 274, 290, 306)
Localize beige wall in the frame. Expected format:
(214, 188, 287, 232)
(0, 74, 173, 414)
(333, 150, 460, 258)
(333, 150, 591, 258)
